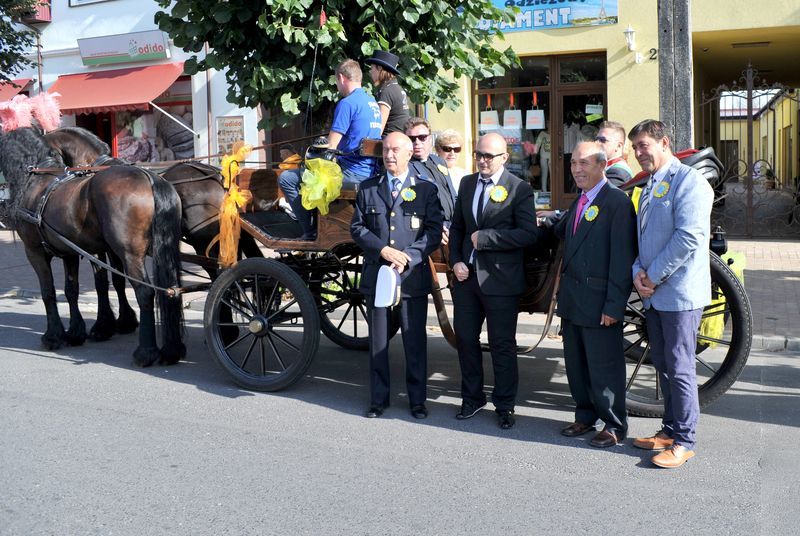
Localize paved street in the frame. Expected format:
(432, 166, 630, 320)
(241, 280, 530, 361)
(1, 285, 800, 534)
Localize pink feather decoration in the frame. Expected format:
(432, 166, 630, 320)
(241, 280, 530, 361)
(29, 92, 62, 132)
(0, 94, 34, 132)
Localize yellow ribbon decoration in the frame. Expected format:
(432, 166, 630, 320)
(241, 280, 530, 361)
(300, 158, 343, 215)
(218, 143, 253, 268)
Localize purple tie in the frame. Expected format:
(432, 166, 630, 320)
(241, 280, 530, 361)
(572, 193, 589, 235)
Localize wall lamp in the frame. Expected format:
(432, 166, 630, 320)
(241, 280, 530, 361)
(623, 25, 643, 64)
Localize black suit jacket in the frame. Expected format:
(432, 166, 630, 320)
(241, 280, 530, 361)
(351, 172, 443, 297)
(410, 153, 456, 223)
(552, 181, 637, 326)
(449, 169, 539, 296)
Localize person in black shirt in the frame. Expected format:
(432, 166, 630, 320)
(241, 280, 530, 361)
(366, 50, 411, 136)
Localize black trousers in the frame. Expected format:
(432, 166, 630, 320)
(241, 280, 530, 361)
(561, 319, 628, 436)
(367, 295, 428, 408)
(452, 274, 520, 412)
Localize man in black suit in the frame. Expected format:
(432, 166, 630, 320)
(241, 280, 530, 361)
(544, 141, 637, 447)
(405, 117, 457, 237)
(449, 132, 539, 429)
(351, 132, 444, 419)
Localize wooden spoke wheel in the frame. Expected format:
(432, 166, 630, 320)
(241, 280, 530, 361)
(203, 258, 319, 391)
(623, 252, 752, 417)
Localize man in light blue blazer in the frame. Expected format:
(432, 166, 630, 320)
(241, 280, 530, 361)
(628, 120, 713, 468)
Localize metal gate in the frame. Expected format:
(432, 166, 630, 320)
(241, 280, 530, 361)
(696, 63, 800, 237)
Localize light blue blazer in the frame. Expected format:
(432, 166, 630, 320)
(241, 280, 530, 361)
(632, 157, 714, 311)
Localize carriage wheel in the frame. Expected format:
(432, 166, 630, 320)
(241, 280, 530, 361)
(317, 246, 400, 351)
(623, 251, 752, 417)
(203, 258, 319, 391)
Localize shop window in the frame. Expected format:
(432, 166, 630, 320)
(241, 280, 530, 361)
(478, 57, 550, 90)
(115, 77, 194, 162)
(559, 56, 606, 84)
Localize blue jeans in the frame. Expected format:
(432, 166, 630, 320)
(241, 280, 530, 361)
(279, 167, 370, 238)
(645, 307, 703, 449)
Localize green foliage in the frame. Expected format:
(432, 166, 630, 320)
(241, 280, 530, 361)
(0, 0, 41, 84)
(155, 0, 519, 129)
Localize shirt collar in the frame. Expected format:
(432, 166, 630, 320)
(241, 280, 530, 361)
(582, 177, 607, 203)
(384, 169, 410, 184)
(479, 166, 504, 185)
(652, 156, 676, 184)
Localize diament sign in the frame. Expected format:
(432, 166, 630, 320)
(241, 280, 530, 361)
(78, 31, 170, 66)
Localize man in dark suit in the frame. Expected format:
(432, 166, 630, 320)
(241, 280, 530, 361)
(351, 132, 444, 419)
(449, 132, 539, 429)
(543, 141, 637, 447)
(405, 117, 457, 235)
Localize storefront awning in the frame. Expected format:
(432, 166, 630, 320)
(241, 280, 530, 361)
(49, 63, 184, 115)
(0, 78, 33, 101)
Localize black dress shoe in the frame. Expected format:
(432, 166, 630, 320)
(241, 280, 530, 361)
(410, 404, 428, 419)
(498, 410, 515, 430)
(561, 422, 597, 437)
(365, 406, 386, 418)
(456, 401, 486, 420)
(590, 429, 622, 448)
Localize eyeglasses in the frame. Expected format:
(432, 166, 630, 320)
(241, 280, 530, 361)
(408, 134, 430, 143)
(440, 146, 461, 153)
(473, 151, 506, 161)
(594, 136, 609, 143)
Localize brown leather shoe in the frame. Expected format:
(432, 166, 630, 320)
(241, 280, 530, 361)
(633, 431, 674, 450)
(561, 422, 596, 437)
(651, 445, 695, 468)
(590, 429, 621, 448)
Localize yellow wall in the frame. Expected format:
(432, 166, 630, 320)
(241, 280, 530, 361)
(693, 1, 800, 32)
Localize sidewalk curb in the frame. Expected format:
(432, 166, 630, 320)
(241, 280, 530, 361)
(4, 286, 796, 353)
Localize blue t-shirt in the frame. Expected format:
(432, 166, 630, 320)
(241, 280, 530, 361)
(330, 87, 382, 178)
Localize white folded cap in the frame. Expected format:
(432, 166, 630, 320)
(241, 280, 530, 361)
(374, 265, 401, 308)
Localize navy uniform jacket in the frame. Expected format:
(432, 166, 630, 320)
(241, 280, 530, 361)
(552, 181, 637, 325)
(449, 169, 539, 296)
(351, 172, 444, 297)
(410, 153, 456, 223)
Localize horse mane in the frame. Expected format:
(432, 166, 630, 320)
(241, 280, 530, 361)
(48, 127, 111, 166)
(0, 127, 65, 222)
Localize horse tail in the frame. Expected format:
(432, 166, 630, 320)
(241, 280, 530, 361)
(147, 169, 186, 360)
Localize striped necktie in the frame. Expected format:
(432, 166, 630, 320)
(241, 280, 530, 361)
(391, 177, 401, 199)
(639, 175, 655, 233)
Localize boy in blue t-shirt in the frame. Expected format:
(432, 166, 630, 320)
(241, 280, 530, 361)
(279, 59, 382, 239)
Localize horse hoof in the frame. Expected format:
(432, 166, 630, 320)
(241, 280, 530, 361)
(65, 328, 87, 346)
(41, 335, 64, 351)
(133, 347, 160, 367)
(89, 324, 115, 342)
(158, 342, 187, 366)
(116, 312, 139, 335)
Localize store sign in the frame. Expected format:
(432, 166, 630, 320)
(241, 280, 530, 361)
(78, 31, 170, 66)
(216, 116, 245, 155)
(481, 0, 618, 32)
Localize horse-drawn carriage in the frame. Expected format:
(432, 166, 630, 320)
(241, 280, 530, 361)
(1, 125, 752, 419)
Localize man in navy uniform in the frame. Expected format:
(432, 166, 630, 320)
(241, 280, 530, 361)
(449, 132, 539, 429)
(351, 132, 444, 419)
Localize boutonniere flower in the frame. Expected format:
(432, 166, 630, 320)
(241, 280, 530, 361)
(400, 187, 416, 202)
(437, 164, 449, 175)
(584, 205, 600, 222)
(654, 181, 670, 198)
(489, 185, 508, 203)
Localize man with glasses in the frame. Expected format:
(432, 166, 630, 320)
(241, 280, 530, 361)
(595, 121, 633, 187)
(449, 132, 539, 430)
(405, 118, 457, 238)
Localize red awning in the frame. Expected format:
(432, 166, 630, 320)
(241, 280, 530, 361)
(48, 63, 184, 115)
(0, 78, 33, 101)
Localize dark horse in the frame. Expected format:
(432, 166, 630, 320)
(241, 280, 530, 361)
(0, 127, 185, 367)
(44, 127, 263, 269)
